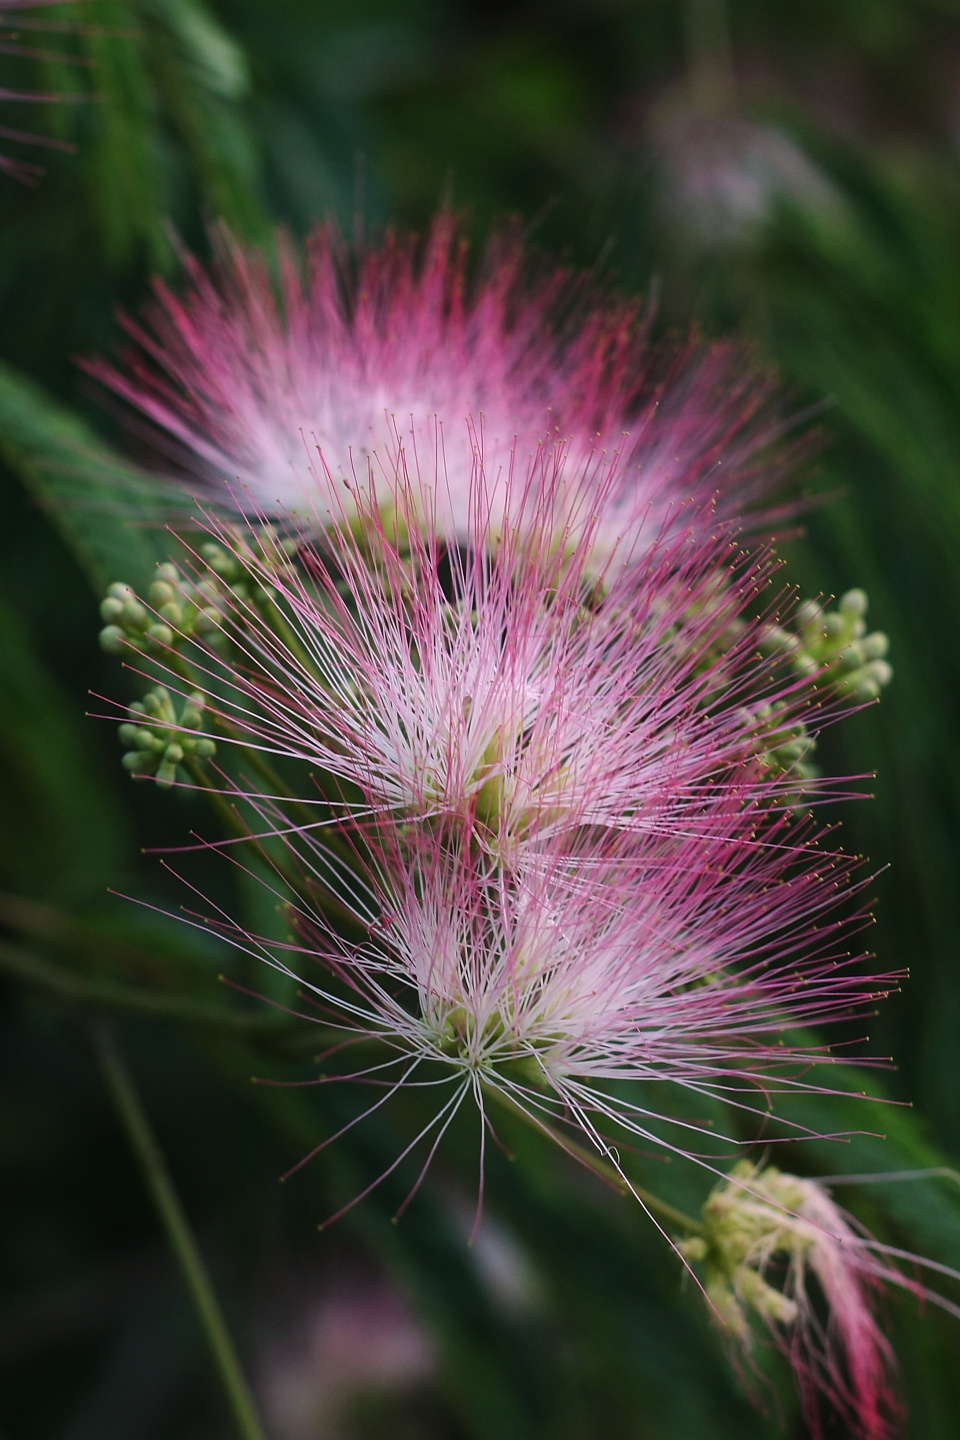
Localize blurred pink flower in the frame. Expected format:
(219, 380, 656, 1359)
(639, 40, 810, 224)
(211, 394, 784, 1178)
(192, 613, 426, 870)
(87, 214, 793, 565)
(255, 1269, 434, 1440)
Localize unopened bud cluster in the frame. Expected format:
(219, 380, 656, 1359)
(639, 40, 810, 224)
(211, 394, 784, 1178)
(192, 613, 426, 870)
(99, 528, 300, 786)
(759, 589, 892, 703)
(98, 528, 297, 658)
(118, 685, 216, 788)
(680, 1161, 816, 1339)
(99, 564, 226, 655)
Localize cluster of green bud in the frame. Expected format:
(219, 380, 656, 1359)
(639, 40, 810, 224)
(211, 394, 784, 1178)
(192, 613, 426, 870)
(758, 589, 892, 703)
(679, 1161, 811, 1341)
(99, 566, 225, 655)
(98, 526, 299, 658)
(118, 685, 216, 789)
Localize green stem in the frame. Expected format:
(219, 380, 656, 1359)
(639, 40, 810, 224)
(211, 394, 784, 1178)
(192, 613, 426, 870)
(0, 937, 283, 1032)
(90, 1021, 269, 1440)
(483, 1083, 702, 1235)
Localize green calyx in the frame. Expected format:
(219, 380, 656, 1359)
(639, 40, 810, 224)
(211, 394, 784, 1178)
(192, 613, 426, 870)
(118, 685, 216, 789)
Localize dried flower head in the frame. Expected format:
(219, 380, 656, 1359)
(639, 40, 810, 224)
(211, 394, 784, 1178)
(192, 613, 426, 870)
(681, 1161, 922, 1440)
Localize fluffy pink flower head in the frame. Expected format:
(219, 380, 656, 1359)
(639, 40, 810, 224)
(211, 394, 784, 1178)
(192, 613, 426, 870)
(684, 1161, 926, 1440)
(163, 462, 839, 873)
(142, 466, 887, 1183)
(88, 214, 791, 566)
(198, 786, 888, 1232)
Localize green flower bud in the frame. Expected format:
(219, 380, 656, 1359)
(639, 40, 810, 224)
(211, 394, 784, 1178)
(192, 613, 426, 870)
(99, 625, 127, 654)
(795, 600, 822, 631)
(862, 632, 889, 661)
(146, 623, 174, 648)
(121, 750, 152, 773)
(121, 598, 148, 628)
(99, 595, 124, 623)
(839, 587, 868, 618)
(205, 548, 240, 580)
(148, 579, 175, 607)
(194, 607, 221, 635)
(155, 761, 178, 789)
(835, 645, 864, 673)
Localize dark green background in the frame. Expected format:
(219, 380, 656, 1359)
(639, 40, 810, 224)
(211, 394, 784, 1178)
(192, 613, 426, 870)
(3, 2, 960, 1436)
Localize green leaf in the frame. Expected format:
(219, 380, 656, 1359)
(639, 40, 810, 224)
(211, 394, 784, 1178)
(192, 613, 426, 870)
(0, 361, 185, 593)
(80, 0, 172, 267)
(142, 0, 271, 241)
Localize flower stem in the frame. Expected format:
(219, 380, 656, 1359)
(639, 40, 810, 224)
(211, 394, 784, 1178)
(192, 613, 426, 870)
(90, 1021, 269, 1440)
(0, 936, 280, 1032)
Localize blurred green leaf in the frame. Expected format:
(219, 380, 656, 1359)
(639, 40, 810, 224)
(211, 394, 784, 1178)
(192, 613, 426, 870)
(0, 361, 184, 594)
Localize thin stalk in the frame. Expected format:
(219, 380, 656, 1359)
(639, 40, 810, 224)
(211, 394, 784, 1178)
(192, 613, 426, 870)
(484, 1082, 702, 1235)
(0, 890, 182, 975)
(0, 937, 286, 1033)
(90, 1021, 269, 1440)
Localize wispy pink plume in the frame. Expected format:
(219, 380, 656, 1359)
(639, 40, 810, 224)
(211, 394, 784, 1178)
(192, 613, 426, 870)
(87, 214, 796, 563)
(135, 470, 889, 1199)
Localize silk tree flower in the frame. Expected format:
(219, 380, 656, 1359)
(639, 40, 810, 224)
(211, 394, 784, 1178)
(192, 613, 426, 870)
(133, 476, 890, 1185)
(189, 796, 888, 1225)
(678, 1161, 960, 1440)
(86, 213, 792, 565)
(149, 470, 847, 870)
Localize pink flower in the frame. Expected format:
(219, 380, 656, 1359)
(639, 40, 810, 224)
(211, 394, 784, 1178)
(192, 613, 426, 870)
(144, 477, 887, 1195)
(87, 214, 791, 565)
(101, 344, 937, 1439)
(161, 466, 839, 871)
(194, 798, 886, 1226)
